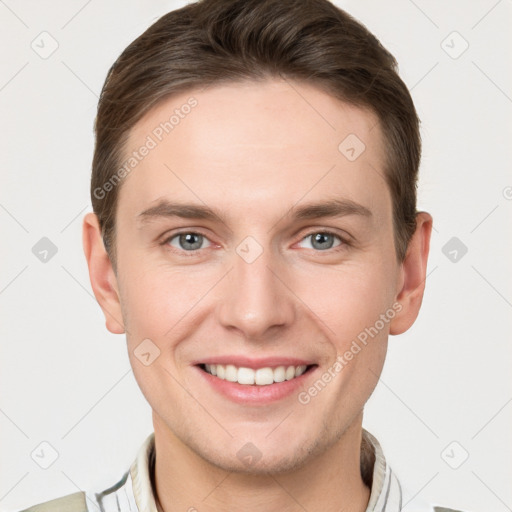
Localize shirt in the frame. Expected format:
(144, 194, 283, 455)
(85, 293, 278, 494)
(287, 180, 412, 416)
(19, 430, 463, 512)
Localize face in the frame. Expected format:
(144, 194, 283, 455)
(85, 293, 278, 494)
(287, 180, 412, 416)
(91, 79, 409, 474)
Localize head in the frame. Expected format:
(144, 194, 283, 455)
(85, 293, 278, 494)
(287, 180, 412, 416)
(84, 0, 432, 475)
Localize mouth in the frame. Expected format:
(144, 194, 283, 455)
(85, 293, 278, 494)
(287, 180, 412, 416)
(192, 356, 319, 404)
(197, 363, 317, 386)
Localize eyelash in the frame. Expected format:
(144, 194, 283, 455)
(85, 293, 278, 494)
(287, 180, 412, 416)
(159, 230, 350, 256)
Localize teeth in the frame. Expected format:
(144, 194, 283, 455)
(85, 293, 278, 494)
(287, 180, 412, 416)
(203, 364, 308, 385)
(225, 364, 237, 382)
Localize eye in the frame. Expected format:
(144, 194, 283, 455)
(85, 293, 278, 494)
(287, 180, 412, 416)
(164, 232, 212, 252)
(298, 231, 344, 251)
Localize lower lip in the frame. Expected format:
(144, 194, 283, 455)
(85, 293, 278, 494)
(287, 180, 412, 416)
(194, 365, 317, 405)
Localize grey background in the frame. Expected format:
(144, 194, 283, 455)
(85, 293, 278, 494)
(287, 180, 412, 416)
(1, 0, 511, 510)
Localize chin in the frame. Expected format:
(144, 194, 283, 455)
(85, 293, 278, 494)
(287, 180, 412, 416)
(206, 448, 313, 475)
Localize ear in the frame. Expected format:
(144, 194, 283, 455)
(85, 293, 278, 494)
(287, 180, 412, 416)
(389, 211, 433, 335)
(82, 212, 125, 334)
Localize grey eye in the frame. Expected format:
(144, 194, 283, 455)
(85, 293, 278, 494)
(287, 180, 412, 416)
(299, 232, 342, 251)
(169, 232, 210, 251)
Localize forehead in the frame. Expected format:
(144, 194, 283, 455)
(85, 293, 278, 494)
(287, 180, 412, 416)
(118, 79, 388, 221)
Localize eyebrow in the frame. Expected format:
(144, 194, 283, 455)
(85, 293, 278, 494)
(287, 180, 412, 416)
(136, 198, 372, 227)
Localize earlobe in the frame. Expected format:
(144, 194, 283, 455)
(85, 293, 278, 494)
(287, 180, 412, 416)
(82, 212, 125, 334)
(389, 212, 433, 335)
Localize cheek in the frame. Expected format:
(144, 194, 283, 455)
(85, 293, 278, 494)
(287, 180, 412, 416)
(296, 263, 396, 344)
(305, 266, 393, 406)
(120, 267, 195, 409)
(119, 262, 215, 346)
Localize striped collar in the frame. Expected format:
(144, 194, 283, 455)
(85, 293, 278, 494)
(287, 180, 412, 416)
(90, 430, 405, 512)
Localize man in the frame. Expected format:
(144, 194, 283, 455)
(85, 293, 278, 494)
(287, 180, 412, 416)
(20, 0, 463, 510)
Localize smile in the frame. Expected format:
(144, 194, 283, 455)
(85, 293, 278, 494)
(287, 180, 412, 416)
(200, 363, 312, 386)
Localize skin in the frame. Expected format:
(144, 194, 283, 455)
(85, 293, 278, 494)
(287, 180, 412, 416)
(83, 79, 432, 512)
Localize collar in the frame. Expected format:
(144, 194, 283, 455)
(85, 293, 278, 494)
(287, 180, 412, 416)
(92, 429, 403, 512)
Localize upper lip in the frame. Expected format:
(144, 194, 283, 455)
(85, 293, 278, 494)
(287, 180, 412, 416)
(193, 356, 316, 369)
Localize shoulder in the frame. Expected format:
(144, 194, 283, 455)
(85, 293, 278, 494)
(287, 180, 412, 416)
(433, 508, 468, 512)
(17, 491, 88, 512)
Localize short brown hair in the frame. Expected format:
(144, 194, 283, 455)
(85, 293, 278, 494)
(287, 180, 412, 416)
(91, 0, 420, 268)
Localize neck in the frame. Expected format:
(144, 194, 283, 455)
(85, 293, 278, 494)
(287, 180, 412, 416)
(152, 413, 371, 512)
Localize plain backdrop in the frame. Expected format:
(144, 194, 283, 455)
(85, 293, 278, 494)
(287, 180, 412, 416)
(1, 1, 511, 511)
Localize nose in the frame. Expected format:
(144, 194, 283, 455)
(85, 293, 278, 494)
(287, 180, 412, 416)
(216, 241, 296, 341)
